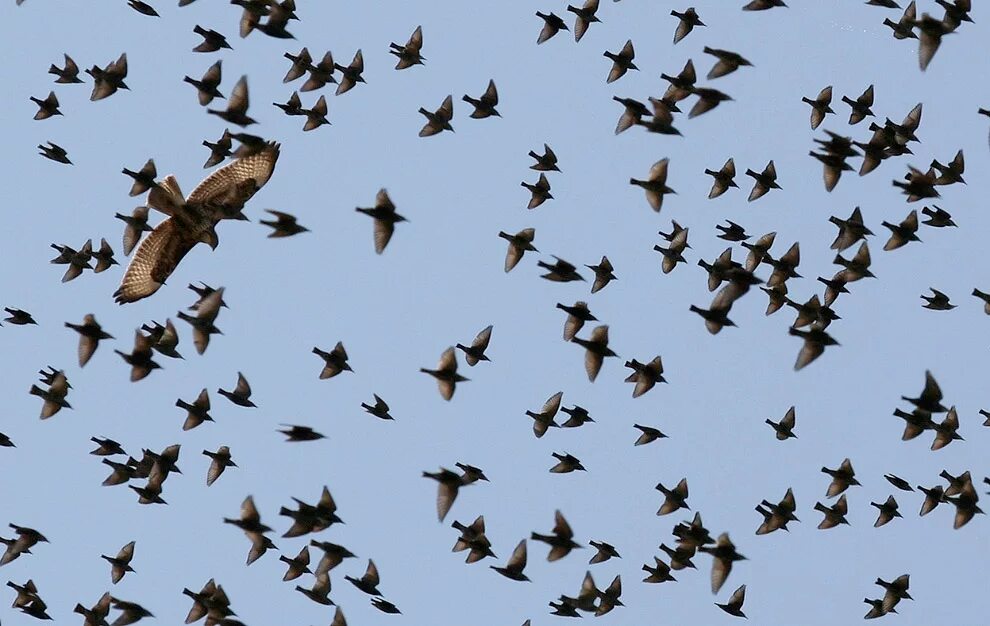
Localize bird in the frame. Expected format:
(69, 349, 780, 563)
(334, 49, 366, 95)
(624, 357, 667, 396)
(260, 209, 309, 237)
(881, 209, 921, 250)
(390, 25, 425, 69)
(745, 160, 781, 201)
(921, 288, 955, 310)
(312, 342, 353, 379)
(355, 188, 406, 254)
(203, 446, 236, 486)
(279, 425, 325, 442)
(114, 330, 161, 382)
(101, 541, 136, 584)
(361, 394, 394, 420)
(921, 205, 956, 227)
(643, 557, 677, 583)
(536, 11, 569, 43)
(717, 584, 747, 618)
(207, 75, 256, 126)
(671, 8, 705, 44)
(556, 301, 596, 341)
(815, 494, 850, 529)
(902, 370, 948, 413)
(183, 61, 224, 106)
(656, 478, 690, 515)
(915, 12, 953, 71)
(218, 372, 256, 407)
(499, 228, 538, 272)
(586, 256, 616, 293)
(38, 141, 72, 164)
(462, 80, 500, 118)
(566, 0, 601, 42)
(49, 53, 82, 83)
(419, 94, 454, 136)
(538, 256, 583, 282)
(822, 458, 860, 497)
(766, 406, 797, 440)
(699, 533, 746, 594)
(531, 510, 581, 561)
(630, 158, 675, 212)
(522, 173, 553, 209)
(705, 158, 738, 198)
(30, 91, 62, 120)
(588, 540, 620, 564)
(842, 84, 875, 124)
(871, 495, 903, 527)
(456, 325, 493, 366)
(528, 143, 560, 172)
(876, 574, 913, 613)
(633, 423, 667, 446)
(703, 46, 752, 79)
(302, 51, 337, 91)
(114, 141, 279, 303)
(789, 325, 839, 370)
(282, 48, 312, 83)
(491, 539, 530, 581)
(571, 325, 617, 381)
(604, 40, 637, 83)
(176, 389, 212, 431)
(420, 347, 468, 400)
(193, 25, 232, 52)
(802, 85, 834, 129)
(526, 391, 563, 438)
(86, 53, 128, 101)
(65, 314, 114, 367)
(176, 288, 224, 354)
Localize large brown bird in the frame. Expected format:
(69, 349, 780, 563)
(114, 143, 279, 303)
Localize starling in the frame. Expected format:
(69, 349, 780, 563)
(745, 160, 781, 201)
(526, 391, 563, 438)
(312, 342, 352, 379)
(176, 287, 224, 355)
(566, 0, 601, 42)
(462, 79, 500, 118)
(49, 53, 82, 83)
(334, 49, 366, 96)
(456, 325, 493, 366)
(802, 85, 834, 129)
(656, 478, 690, 515)
(661, 59, 697, 103)
(586, 256, 616, 293)
(278, 424, 325, 442)
(390, 25, 425, 69)
(201, 130, 232, 168)
(65, 314, 113, 367)
(550, 452, 586, 473)
(203, 446, 236, 486)
(30, 91, 62, 120)
(279, 546, 312, 581)
(490, 539, 530, 581)
(915, 12, 953, 71)
(302, 51, 336, 91)
(176, 389, 212, 431)
(101, 541, 136, 584)
(282, 47, 312, 83)
(766, 406, 797, 440)
(931, 407, 963, 450)
(361, 394, 394, 420)
(633, 423, 667, 446)
(814, 494, 850, 529)
(184, 61, 224, 106)
(789, 324, 838, 370)
(420, 347, 468, 400)
(522, 173, 553, 209)
(371, 598, 401, 614)
(572, 325, 617, 381)
(871, 495, 902, 527)
(538, 256, 584, 282)
(604, 40, 637, 83)
(499, 228, 538, 272)
(536, 11, 568, 44)
(556, 301, 596, 341)
(208, 75, 256, 126)
(193, 25, 232, 52)
(531, 510, 581, 561)
(631, 158, 675, 211)
(921, 288, 955, 310)
(688, 86, 733, 118)
(356, 188, 407, 254)
(114, 330, 161, 382)
(38, 141, 72, 164)
(842, 84, 875, 125)
(902, 370, 947, 413)
(699, 533, 746, 594)
(295, 572, 333, 605)
(705, 158, 739, 199)
(703, 46, 752, 79)
(345, 559, 382, 595)
(588, 540, 620, 564)
(624, 357, 667, 396)
(920, 205, 955, 227)
(612, 96, 650, 134)
(86, 53, 128, 101)
(930, 149, 965, 185)
(671, 8, 705, 44)
(822, 458, 860, 497)
(418, 94, 454, 136)
(643, 557, 677, 583)
(560, 405, 595, 428)
(218, 372, 256, 407)
(717, 584, 747, 618)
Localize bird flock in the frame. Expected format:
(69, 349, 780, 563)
(3, 0, 990, 625)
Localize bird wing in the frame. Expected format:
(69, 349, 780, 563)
(114, 218, 198, 304)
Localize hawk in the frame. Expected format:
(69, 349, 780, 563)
(114, 142, 280, 304)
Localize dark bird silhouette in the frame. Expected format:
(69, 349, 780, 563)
(101, 541, 136, 584)
(456, 325, 493, 366)
(631, 158, 675, 212)
(346, 559, 383, 595)
(604, 40, 637, 83)
(176, 389, 212, 431)
(625, 357, 667, 396)
(65, 314, 113, 367)
(203, 446, 235, 486)
(814, 494, 850, 529)
(902, 370, 947, 413)
(634, 423, 667, 446)
(921, 205, 956, 227)
(586, 256, 616, 293)
(802, 85, 834, 129)
(201, 130, 232, 168)
(700, 533, 746, 594)
(38, 141, 72, 164)
(302, 51, 336, 91)
(703, 46, 752, 79)
(689, 86, 733, 118)
(705, 158, 738, 198)
(356, 188, 407, 254)
(921, 287, 955, 310)
(789, 325, 838, 370)
(463, 80, 500, 118)
(419, 94, 454, 137)
(390, 25, 425, 69)
(572, 325, 617, 381)
(279, 425, 325, 442)
(536, 11, 569, 44)
(86, 53, 128, 101)
(260, 209, 309, 237)
(538, 256, 584, 282)
(30, 91, 62, 120)
(184, 61, 224, 106)
(491, 539, 530, 581)
(522, 173, 553, 209)
(822, 458, 860, 497)
(643, 556, 677, 583)
(871, 495, 903, 527)
(361, 394, 394, 420)
(717, 584, 747, 618)
(218, 371, 256, 407)
(567, 0, 601, 42)
(842, 84, 875, 124)
(656, 478, 690, 515)
(193, 25, 232, 52)
(282, 47, 312, 83)
(915, 12, 953, 71)
(208, 75, 256, 126)
(49, 53, 83, 83)
(556, 301, 596, 341)
(766, 406, 797, 440)
(499, 228, 538, 272)
(334, 49, 366, 96)
(526, 391, 563, 438)
(531, 510, 581, 561)
(114, 330, 161, 381)
(745, 160, 780, 201)
(420, 347, 468, 400)
(312, 342, 352, 379)
(671, 8, 705, 44)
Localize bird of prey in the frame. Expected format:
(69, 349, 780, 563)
(114, 141, 279, 303)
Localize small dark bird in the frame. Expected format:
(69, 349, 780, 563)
(176, 389, 211, 431)
(193, 25, 232, 52)
(745, 160, 781, 201)
(704, 46, 752, 79)
(671, 8, 705, 44)
(538, 256, 584, 282)
(526, 391, 563, 438)
(361, 394, 394, 420)
(86, 53, 128, 101)
(656, 478, 690, 515)
(420, 347, 468, 400)
(49, 53, 83, 83)
(499, 228, 538, 272)
(282, 48, 312, 83)
(260, 209, 309, 237)
(218, 372, 256, 407)
(390, 25, 425, 69)
(274, 91, 304, 117)
(184, 61, 224, 106)
(572, 325, 617, 381)
(0, 433, 13, 447)
(559, 404, 594, 428)
(931, 406, 963, 450)
(203, 446, 236, 486)
(842, 84, 875, 124)
(451, 515, 496, 563)
(699, 533, 746, 594)
(766, 406, 797, 440)
(634, 423, 667, 446)
(893, 166, 939, 202)
(921, 205, 956, 227)
(612, 96, 650, 134)
(65, 314, 113, 367)
(423, 467, 467, 521)
(814, 494, 850, 529)
(90, 436, 125, 456)
(127, 0, 159, 16)
(208, 75, 256, 126)
(334, 49, 366, 95)
(654, 228, 690, 274)
(522, 173, 553, 209)
(743, 0, 788, 9)
(418, 94, 454, 137)
(312, 342, 352, 379)
(550, 452, 586, 473)
(371, 598, 401, 614)
(302, 51, 336, 91)
(30, 91, 62, 120)
(536, 11, 569, 44)
(346, 559, 382, 595)
(114, 330, 161, 381)
(491, 539, 530, 581)
(915, 12, 953, 71)
(279, 425, 325, 442)
(604, 40, 637, 83)
(871, 495, 902, 527)
(829, 206, 873, 251)
(789, 324, 839, 370)
(310, 541, 357, 575)
(688, 86, 733, 118)
(643, 557, 677, 583)
(625, 357, 667, 396)
(972, 288, 990, 315)
(921, 288, 955, 310)
(456, 325, 493, 366)
(567, 0, 601, 42)
(931, 149, 965, 186)
(101, 541, 136, 584)
(717, 584, 747, 618)
(705, 158, 739, 199)
(356, 188, 407, 254)
(462, 80, 500, 118)
(902, 370, 947, 413)
(279, 546, 312, 581)
(177, 287, 224, 355)
(531, 510, 581, 561)
(822, 458, 860, 497)
(528, 143, 560, 172)
(202, 130, 232, 168)
(876, 574, 913, 613)
(756, 488, 799, 534)
(661, 58, 697, 103)
(882, 209, 921, 251)
(884, 474, 914, 492)
(586, 256, 616, 293)
(716, 219, 748, 242)
(556, 301, 596, 341)
(588, 540, 620, 564)
(630, 158, 676, 212)
(660, 542, 698, 570)
(38, 141, 72, 164)
(5, 307, 37, 325)
(295, 572, 332, 605)
(802, 85, 834, 129)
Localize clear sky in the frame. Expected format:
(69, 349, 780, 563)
(1, 1, 988, 625)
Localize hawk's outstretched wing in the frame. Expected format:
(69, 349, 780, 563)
(114, 218, 200, 304)
(187, 142, 280, 213)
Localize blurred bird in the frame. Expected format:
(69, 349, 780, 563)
(572, 325, 617, 381)
(356, 188, 407, 254)
(218, 372, 256, 407)
(312, 342, 353, 379)
(390, 25, 425, 68)
(671, 8, 705, 44)
(203, 446, 236, 486)
(531, 510, 581, 561)
(101, 541, 136, 584)
(420, 347, 468, 400)
(499, 228, 538, 272)
(456, 325, 493, 366)
(536, 11, 569, 43)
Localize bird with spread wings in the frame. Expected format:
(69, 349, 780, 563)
(114, 142, 280, 304)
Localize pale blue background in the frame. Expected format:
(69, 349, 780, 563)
(0, 1, 988, 625)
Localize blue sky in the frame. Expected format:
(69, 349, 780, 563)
(1, 1, 988, 625)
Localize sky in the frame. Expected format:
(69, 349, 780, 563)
(1, 1, 989, 625)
